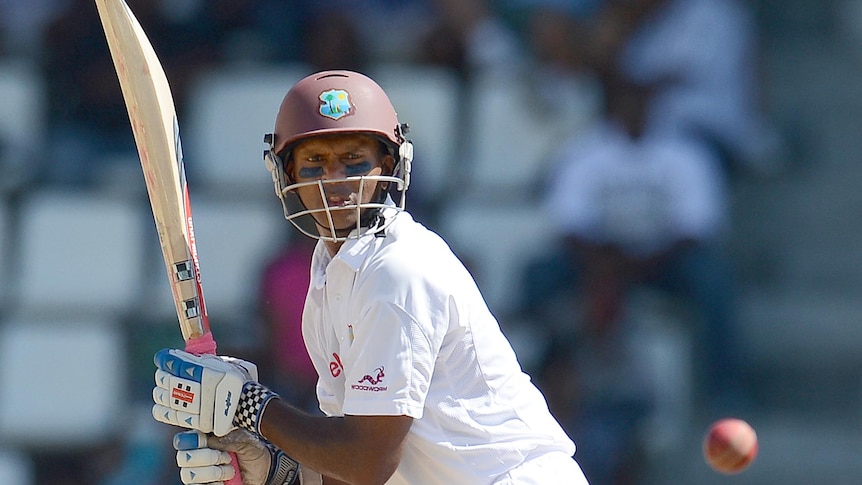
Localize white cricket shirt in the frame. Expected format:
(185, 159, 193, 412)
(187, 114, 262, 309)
(300, 207, 579, 484)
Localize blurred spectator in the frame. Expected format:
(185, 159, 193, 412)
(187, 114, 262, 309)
(39, 0, 220, 187)
(212, 0, 308, 65)
(256, 234, 319, 413)
(500, 0, 603, 19)
(298, 8, 368, 73)
(250, 0, 435, 66)
(520, 72, 745, 483)
(419, 0, 525, 78)
(40, 1, 134, 186)
(581, 0, 786, 177)
(526, 4, 591, 75)
(0, 0, 68, 57)
(327, 0, 437, 65)
(522, 3, 603, 143)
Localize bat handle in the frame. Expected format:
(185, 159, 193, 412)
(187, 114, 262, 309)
(184, 332, 218, 355)
(226, 454, 244, 485)
(184, 333, 243, 484)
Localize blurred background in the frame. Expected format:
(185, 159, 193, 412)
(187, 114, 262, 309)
(0, 0, 859, 483)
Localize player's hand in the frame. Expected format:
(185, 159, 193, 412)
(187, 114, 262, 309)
(152, 348, 278, 436)
(173, 430, 235, 484)
(174, 430, 299, 485)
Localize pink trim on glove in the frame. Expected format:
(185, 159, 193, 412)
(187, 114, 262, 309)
(184, 332, 218, 355)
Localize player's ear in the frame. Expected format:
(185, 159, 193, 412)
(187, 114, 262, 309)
(282, 150, 298, 184)
(382, 153, 396, 174)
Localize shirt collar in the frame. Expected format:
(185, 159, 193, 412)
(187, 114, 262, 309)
(310, 240, 331, 289)
(336, 204, 402, 270)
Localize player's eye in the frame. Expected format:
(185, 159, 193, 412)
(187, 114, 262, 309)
(344, 160, 372, 176)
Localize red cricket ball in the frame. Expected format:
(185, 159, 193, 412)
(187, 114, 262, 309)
(702, 418, 758, 474)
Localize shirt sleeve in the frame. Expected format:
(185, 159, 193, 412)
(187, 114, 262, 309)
(340, 300, 436, 418)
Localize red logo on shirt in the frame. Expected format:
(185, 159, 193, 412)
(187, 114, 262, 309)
(351, 367, 387, 392)
(329, 353, 344, 378)
(358, 367, 385, 385)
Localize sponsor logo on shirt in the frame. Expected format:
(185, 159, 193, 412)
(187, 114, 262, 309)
(329, 352, 344, 378)
(351, 366, 387, 392)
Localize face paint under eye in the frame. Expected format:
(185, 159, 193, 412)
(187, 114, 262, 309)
(344, 160, 372, 176)
(298, 166, 324, 178)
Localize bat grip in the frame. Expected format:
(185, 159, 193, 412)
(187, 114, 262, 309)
(226, 454, 244, 485)
(184, 332, 218, 355)
(184, 333, 243, 484)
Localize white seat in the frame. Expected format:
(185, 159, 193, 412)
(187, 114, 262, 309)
(184, 64, 310, 196)
(14, 190, 145, 317)
(462, 71, 600, 196)
(0, 449, 32, 485)
(437, 198, 555, 316)
(367, 64, 462, 201)
(0, 316, 125, 448)
(0, 61, 44, 146)
(0, 201, 9, 307)
(146, 195, 286, 324)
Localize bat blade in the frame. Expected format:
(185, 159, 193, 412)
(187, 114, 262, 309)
(95, 3, 243, 482)
(94, 0, 213, 350)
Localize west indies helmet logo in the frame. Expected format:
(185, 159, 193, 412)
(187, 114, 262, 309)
(319, 89, 353, 120)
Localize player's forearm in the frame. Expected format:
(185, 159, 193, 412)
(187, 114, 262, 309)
(322, 477, 351, 485)
(259, 400, 407, 485)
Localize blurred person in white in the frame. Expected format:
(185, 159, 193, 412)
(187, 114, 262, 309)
(524, 71, 746, 482)
(588, 0, 785, 177)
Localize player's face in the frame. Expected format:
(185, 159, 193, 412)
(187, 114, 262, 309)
(289, 134, 394, 236)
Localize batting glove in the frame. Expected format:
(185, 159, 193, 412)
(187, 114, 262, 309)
(152, 349, 279, 437)
(174, 430, 299, 485)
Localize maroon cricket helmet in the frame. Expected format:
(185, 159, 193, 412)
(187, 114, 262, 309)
(271, 70, 405, 156)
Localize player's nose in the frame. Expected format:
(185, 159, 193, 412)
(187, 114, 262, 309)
(321, 162, 354, 180)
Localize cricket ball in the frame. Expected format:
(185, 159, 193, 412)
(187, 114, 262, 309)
(702, 418, 758, 474)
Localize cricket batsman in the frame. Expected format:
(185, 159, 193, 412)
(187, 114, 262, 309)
(153, 70, 590, 485)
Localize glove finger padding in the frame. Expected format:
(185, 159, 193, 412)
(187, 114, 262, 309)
(180, 463, 235, 484)
(177, 448, 232, 468)
(173, 431, 235, 484)
(152, 349, 255, 435)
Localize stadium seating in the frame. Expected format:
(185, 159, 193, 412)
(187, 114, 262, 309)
(183, 64, 310, 196)
(14, 189, 145, 318)
(0, 315, 125, 448)
(142, 194, 287, 331)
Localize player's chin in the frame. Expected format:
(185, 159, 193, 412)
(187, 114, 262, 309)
(313, 210, 362, 233)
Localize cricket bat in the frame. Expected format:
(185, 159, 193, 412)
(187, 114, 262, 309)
(95, 1, 242, 482)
